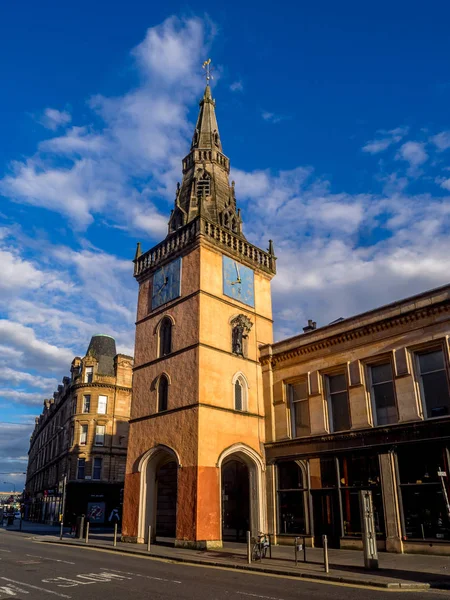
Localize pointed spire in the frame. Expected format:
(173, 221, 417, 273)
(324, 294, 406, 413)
(191, 83, 222, 152)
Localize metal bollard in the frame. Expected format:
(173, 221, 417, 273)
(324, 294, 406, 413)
(147, 525, 151, 552)
(59, 521, 63, 540)
(268, 533, 272, 559)
(294, 537, 298, 566)
(246, 531, 251, 564)
(303, 536, 306, 563)
(114, 523, 118, 547)
(85, 521, 89, 544)
(322, 534, 329, 573)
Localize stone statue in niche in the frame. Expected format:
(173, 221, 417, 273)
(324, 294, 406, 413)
(213, 129, 219, 145)
(231, 314, 253, 357)
(192, 128, 199, 147)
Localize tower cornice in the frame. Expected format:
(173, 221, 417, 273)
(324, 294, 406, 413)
(134, 216, 276, 282)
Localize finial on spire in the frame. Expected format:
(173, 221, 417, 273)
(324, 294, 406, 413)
(202, 58, 213, 83)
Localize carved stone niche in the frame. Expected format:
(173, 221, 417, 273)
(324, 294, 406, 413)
(231, 314, 253, 357)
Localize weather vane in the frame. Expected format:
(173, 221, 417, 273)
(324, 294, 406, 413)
(202, 58, 213, 83)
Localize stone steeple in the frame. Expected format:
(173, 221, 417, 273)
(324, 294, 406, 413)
(168, 84, 243, 236)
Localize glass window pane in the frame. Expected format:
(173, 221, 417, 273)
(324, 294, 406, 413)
(329, 374, 346, 394)
(339, 454, 381, 487)
(278, 491, 306, 534)
(373, 381, 397, 425)
(371, 363, 392, 385)
(310, 457, 337, 489)
(398, 445, 448, 484)
(278, 461, 303, 490)
(401, 485, 450, 540)
(235, 381, 243, 411)
(419, 350, 445, 374)
(331, 391, 351, 432)
(422, 371, 450, 417)
(293, 400, 310, 437)
(98, 395, 107, 415)
(291, 381, 308, 401)
(158, 377, 168, 412)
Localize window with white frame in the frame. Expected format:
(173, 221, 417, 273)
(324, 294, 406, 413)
(95, 425, 106, 446)
(98, 395, 108, 415)
(82, 395, 91, 413)
(416, 348, 450, 418)
(369, 362, 398, 425)
(79, 424, 88, 445)
(77, 458, 86, 479)
(288, 380, 311, 437)
(84, 366, 93, 384)
(326, 373, 351, 432)
(233, 373, 248, 411)
(93, 457, 102, 480)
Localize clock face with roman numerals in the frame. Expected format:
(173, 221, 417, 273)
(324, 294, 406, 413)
(223, 255, 254, 307)
(151, 257, 182, 310)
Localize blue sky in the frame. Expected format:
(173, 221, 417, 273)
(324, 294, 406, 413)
(1, 1, 450, 491)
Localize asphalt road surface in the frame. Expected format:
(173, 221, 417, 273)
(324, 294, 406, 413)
(0, 531, 446, 600)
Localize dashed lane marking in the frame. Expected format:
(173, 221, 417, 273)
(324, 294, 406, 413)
(0, 550, 11, 553)
(26, 553, 75, 565)
(0, 578, 71, 598)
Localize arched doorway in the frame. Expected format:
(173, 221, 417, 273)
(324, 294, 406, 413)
(222, 458, 250, 541)
(138, 445, 179, 544)
(218, 444, 266, 542)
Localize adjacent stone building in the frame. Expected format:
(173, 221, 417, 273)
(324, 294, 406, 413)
(25, 335, 133, 525)
(261, 287, 450, 555)
(120, 80, 450, 555)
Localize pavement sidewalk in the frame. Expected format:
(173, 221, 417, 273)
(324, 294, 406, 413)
(20, 529, 449, 590)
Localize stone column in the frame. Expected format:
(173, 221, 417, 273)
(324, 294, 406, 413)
(379, 452, 403, 553)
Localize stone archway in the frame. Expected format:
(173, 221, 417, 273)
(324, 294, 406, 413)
(137, 445, 180, 544)
(218, 444, 266, 540)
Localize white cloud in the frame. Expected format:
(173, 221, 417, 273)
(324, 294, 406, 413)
(39, 108, 71, 131)
(0, 367, 58, 389)
(362, 127, 408, 154)
(0, 16, 211, 236)
(396, 141, 428, 169)
(230, 80, 243, 92)
(262, 111, 289, 124)
(431, 130, 450, 151)
(0, 389, 47, 405)
(0, 320, 73, 371)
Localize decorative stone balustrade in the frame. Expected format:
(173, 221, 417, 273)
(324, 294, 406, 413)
(134, 216, 276, 279)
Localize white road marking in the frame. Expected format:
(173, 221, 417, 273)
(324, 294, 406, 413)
(0, 582, 30, 597)
(0, 550, 11, 553)
(0, 578, 71, 598)
(42, 572, 133, 588)
(106, 568, 182, 584)
(26, 553, 75, 565)
(237, 593, 285, 600)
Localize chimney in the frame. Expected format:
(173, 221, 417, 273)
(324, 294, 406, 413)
(303, 319, 317, 333)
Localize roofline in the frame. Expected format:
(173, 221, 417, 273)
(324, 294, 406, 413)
(266, 281, 450, 353)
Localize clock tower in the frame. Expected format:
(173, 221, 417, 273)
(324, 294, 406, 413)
(122, 77, 276, 548)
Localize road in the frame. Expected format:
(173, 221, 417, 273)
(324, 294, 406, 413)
(0, 531, 445, 599)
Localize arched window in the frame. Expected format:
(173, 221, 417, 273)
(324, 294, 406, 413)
(235, 379, 243, 411)
(158, 375, 169, 412)
(233, 373, 248, 412)
(159, 318, 172, 357)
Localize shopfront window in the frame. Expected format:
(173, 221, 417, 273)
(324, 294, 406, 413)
(398, 444, 450, 540)
(277, 461, 307, 534)
(310, 457, 337, 489)
(339, 453, 384, 538)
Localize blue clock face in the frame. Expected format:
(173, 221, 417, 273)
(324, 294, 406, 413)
(151, 257, 182, 310)
(223, 256, 255, 307)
